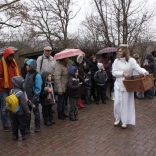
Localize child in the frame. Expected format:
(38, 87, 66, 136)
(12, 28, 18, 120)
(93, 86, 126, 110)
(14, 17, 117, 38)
(40, 71, 56, 126)
(94, 63, 108, 104)
(11, 76, 30, 140)
(24, 59, 43, 133)
(84, 67, 92, 104)
(67, 66, 81, 121)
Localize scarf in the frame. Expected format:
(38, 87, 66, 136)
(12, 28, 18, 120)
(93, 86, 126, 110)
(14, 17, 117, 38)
(2, 57, 20, 88)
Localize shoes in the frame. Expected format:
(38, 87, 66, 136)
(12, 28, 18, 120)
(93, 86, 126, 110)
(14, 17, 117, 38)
(114, 120, 120, 126)
(69, 115, 76, 121)
(121, 124, 127, 129)
(12, 135, 18, 140)
(82, 105, 86, 108)
(35, 126, 40, 132)
(50, 120, 56, 124)
(44, 121, 52, 126)
(102, 101, 106, 104)
(22, 135, 27, 140)
(3, 126, 10, 132)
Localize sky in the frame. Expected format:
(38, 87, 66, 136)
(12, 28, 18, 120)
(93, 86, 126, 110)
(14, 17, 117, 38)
(68, 0, 156, 34)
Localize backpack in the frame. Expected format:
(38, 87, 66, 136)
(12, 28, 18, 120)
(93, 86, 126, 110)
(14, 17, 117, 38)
(6, 90, 22, 113)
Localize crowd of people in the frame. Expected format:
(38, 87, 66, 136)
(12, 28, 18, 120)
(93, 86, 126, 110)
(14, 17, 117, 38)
(0, 45, 155, 141)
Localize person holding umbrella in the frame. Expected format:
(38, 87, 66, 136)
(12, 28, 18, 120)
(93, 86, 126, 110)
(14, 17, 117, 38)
(54, 57, 69, 120)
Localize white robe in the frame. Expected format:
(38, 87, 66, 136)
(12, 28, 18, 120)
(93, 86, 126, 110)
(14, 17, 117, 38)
(112, 57, 147, 125)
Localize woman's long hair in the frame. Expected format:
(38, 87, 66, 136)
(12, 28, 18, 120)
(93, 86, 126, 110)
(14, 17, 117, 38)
(119, 46, 130, 62)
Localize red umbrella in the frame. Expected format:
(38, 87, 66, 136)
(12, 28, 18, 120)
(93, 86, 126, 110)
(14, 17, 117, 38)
(53, 49, 84, 60)
(97, 47, 118, 54)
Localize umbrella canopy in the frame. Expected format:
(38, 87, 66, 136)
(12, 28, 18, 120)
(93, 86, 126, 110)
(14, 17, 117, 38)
(53, 49, 84, 60)
(0, 46, 18, 56)
(97, 47, 118, 54)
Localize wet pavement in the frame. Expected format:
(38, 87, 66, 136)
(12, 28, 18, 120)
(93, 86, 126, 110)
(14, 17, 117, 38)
(0, 97, 156, 156)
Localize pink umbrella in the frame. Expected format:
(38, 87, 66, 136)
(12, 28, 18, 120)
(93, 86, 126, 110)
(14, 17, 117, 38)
(97, 47, 118, 54)
(53, 49, 84, 60)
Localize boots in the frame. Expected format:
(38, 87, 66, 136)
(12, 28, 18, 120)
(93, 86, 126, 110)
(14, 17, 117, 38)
(69, 115, 76, 121)
(44, 119, 52, 126)
(75, 113, 79, 121)
(58, 112, 66, 120)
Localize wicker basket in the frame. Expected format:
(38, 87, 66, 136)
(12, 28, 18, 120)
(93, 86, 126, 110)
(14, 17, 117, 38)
(123, 74, 154, 92)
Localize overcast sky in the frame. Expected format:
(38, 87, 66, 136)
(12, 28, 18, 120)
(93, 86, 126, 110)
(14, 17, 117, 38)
(68, 0, 156, 34)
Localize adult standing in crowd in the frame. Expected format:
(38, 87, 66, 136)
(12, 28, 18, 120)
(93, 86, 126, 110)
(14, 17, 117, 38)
(142, 52, 156, 99)
(0, 48, 20, 131)
(112, 45, 149, 129)
(37, 46, 56, 113)
(89, 55, 98, 102)
(54, 58, 69, 120)
(37, 46, 56, 75)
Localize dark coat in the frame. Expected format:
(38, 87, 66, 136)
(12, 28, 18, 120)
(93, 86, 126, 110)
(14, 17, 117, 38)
(94, 70, 108, 86)
(142, 52, 156, 78)
(67, 75, 81, 98)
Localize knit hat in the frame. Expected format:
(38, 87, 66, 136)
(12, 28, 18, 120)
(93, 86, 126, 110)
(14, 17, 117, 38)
(69, 66, 78, 75)
(26, 59, 37, 70)
(97, 63, 103, 69)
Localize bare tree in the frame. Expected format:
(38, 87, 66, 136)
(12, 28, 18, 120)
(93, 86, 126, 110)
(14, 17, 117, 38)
(0, 0, 29, 29)
(81, 0, 155, 51)
(28, 0, 80, 49)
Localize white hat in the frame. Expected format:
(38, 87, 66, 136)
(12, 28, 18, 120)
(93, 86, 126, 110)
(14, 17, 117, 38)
(119, 44, 129, 47)
(44, 46, 52, 51)
(97, 63, 103, 69)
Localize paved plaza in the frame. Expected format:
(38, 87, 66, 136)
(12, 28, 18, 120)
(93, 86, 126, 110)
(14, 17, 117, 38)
(0, 97, 156, 156)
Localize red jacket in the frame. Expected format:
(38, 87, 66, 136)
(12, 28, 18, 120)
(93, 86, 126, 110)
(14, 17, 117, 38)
(0, 48, 18, 92)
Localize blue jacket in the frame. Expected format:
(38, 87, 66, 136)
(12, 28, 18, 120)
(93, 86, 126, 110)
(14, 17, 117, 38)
(24, 59, 43, 103)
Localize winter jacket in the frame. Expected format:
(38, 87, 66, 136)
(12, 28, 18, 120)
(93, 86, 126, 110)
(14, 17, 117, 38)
(112, 57, 147, 92)
(24, 59, 42, 103)
(67, 75, 81, 98)
(37, 54, 56, 75)
(0, 49, 20, 92)
(142, 52, 156, 78)
(40, 71, 55, 106)
(11, 76, 30, 115)
(54, 61, 69, 93)
(94, 70, 108, 86)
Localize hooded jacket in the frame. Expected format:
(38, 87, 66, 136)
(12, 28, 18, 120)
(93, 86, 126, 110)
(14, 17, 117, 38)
(0, 48, 20, 92)
(67, 66, 81, 98)
(11, 76, 30, 115)
(142, 52, 156, 78)
(24, 59, 43, 103)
